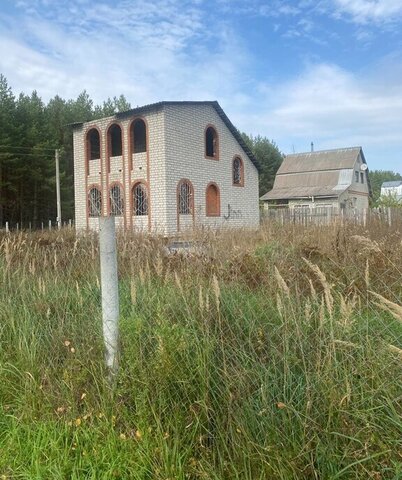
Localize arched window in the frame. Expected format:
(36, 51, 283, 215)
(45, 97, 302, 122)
(109, 184, 124, 216)
(206, 183, 220, 216)
(178, 180, 193, 215)
(205, 126, 218, 159)
(233, 156, 244, 186)
(87, 129, 100, 160)
(88, 187, 102, 217)
(108, 124, 122, 157)
(132, 119, 147, 153)
(132, 183, 148, 215)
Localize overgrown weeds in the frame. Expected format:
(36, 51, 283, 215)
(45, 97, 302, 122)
(0, 219, 401, 479)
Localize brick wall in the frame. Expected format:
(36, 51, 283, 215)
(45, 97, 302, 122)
(73, 103, 260, 235)
(163, 104, 260, 234)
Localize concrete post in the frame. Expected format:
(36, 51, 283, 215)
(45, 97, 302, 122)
(5, 222, 9, 233)
(99, 216, 119, 377)
(55, 149, 62, 230)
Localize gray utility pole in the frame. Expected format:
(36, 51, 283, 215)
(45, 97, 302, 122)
(55, 149, 62, 230)
(99, 216, 120, 379)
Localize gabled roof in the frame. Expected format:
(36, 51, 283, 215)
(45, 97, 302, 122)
(276, 147, 362, 174)
(261, 146, 369, 201)
(382, 181, 402, 188)
(68, 101, 260, 171)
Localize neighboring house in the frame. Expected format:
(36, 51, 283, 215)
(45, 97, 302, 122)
(260, 147, 370, 211)
(71, 101, 260, 235)
(380, 181, 402, 202)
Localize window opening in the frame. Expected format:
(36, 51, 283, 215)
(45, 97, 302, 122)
(205, 127, 218, 158)
(133, 119, 146, 153)
(178, 181, 193, 214)
(88, 129, 100, 160)
(109, 124, 122, 157)
(206, 183, 220, 216)
(88, 187, 102, 216)
(133, 183, 148, 215)
(110, 184, 124, 216)
(233, 157, 243, 185)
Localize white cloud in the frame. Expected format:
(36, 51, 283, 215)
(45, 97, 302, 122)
(242, 62, 402, 170)
(333, 0, 402, 23)
(0, 0, 251, 108)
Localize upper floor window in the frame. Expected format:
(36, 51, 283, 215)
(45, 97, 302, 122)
(355, 171, 359, 183)
(88, 187, 102, 217)
(108, 124, 122, 157)
(206, 183, 220, 216)
(87, 129, 100, 160)
(205, 126, 218, 159)
(233, 156, 244, 186)
(110, 184, 124, 216)
(132, 119, 147, 154)
(133, 183, 148, 216)
(178, 180, 193, 215)
(360, 172, 364, 183)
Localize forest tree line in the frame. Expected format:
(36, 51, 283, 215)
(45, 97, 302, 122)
(1, 73, 399, 228)
(0, 74, 283, 228)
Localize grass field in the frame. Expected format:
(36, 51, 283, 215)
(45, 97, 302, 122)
(0, 219, 401, 479)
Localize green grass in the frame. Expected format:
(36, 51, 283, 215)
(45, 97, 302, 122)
(0, 224, 401, 479)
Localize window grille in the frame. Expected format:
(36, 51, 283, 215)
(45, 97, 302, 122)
(88, 187, 102, 217)
(233, 157, 242, 184)
(133, 183, 148, 215)
(110, 184, 124, 216)
(178, 181, 193, 214)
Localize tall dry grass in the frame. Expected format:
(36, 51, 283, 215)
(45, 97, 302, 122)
(0, 217, 401, 479)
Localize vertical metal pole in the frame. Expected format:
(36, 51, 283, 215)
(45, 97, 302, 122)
(5, 222, 9, 233)
(49, 220, 52, 231)
(55, 149, 62, 230)
(99, 216, 119, 378)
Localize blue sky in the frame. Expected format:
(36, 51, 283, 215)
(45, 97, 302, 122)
(1, 0, 402, 172)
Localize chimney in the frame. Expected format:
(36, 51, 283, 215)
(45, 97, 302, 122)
(311, 142, 314, 152)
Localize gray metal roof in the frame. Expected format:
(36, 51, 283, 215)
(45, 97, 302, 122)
(277, 147, 361, 174)
(261, 147, 368, 201)
(382, 181, 402, 187)
(67, 101, 260, 172)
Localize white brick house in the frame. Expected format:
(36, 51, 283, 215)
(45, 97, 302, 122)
(71, 101, 260, 235)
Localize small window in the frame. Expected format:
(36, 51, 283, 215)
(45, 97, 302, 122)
(88, 187, 102, 216)
(110, 184, 124, 216)
(178, 180, 193, 214)
(233, 156, 244, 185)
(360, 172, 364, 183)
(132, 119, 147, 153)
(355, 171, 359, 183)
(108, 124, 122, 157)
(206, 183, 220, 216)
(205, 126, 218, 158)
(87, 129, 100, 160)
(133, 183, 148, 215)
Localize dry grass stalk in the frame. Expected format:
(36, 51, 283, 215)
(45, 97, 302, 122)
(369, 291, 402, 323)
(274, 266, 290, 296)
(212, 274, 220, 310)
(388, 344, 402, 357)
(365, 259, 370, 289)
(350, 235, 381, 254)
(276, 293, 283, 318)
(303, 258, 333, 316)
(339, 293, 357, 328)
